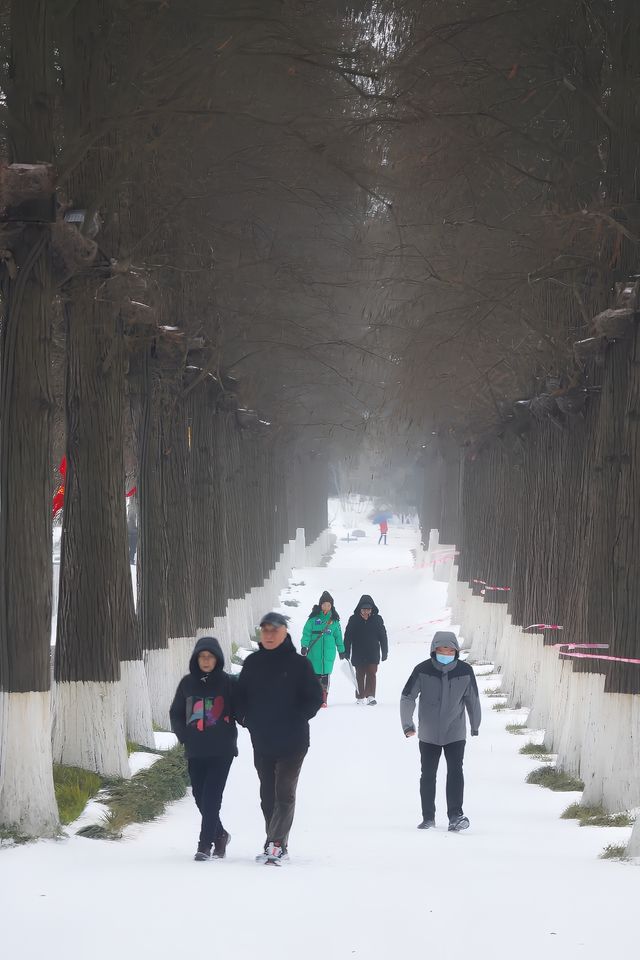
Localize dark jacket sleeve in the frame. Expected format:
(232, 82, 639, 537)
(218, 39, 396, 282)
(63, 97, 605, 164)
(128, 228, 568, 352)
(343, 616, 354, 660)
(299, 657, 324, 719)
(463, 666, 481, 733)
(377, 616, 388, 660)
(233, 663, 248, 727)
(169, 679, 187, 744)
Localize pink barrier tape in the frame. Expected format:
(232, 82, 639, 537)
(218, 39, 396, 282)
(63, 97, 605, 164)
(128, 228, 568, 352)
(472, 579, 511, 592)
(555, 643, 609, 649)
(558, 651, 640, 665)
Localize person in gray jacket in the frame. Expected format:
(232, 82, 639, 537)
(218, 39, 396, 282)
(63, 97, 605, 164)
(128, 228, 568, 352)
(400, 631, 481, 832)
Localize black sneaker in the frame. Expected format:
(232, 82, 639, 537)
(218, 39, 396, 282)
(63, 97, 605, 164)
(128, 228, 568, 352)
(448, 816, 470, 832)
(194, 843, 211, 861)
(417, 819, 436, 829)
(212, 830, 230, 859)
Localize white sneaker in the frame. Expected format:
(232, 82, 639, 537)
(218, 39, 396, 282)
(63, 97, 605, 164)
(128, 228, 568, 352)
(264, 841, 287, 865)
(366, 696, 377, 705)
(356, 698, 365, 705)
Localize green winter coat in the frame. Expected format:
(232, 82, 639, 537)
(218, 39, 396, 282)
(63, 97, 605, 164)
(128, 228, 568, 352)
(301, 612, 344, 676)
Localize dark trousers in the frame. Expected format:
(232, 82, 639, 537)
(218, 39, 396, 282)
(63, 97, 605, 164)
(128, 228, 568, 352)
(188, 755, 233, 847)
(419, 740, 466, 822)
(355, 663, 377, 699)
(378, 533, 387, 544)
(254, 750, 307, 848)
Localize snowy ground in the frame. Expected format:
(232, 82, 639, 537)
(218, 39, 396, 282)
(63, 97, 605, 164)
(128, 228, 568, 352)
(2, 514, 636, 959)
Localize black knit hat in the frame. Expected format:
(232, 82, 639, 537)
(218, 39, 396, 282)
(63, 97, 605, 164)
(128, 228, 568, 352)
(318, 591, 334, 605)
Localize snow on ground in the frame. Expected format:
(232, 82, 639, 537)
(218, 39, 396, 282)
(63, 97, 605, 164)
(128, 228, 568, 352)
(2, 514, 637, 959)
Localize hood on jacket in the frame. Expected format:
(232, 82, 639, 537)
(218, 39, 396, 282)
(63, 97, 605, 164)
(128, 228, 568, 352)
(189, 636, 225, 675)
(430, 631, 460, 658)
(354, 594, 379, 616)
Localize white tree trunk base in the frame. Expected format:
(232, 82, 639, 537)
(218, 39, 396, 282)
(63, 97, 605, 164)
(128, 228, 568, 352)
(52, 680, 130, 778)
(0, 691, 59, 837)
(144, 647, 175, 731)
(120, 659, 155, 748)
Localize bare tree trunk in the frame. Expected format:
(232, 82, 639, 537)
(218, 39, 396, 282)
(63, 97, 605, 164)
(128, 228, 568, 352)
(52, 0, 134, 774)
(138, 351, 172, 728)
(0, 0, 59, 837)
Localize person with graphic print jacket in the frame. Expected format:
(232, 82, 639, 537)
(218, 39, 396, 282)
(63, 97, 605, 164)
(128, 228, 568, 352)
(400, 631, 481, 832)
(170, 636, 237, 861)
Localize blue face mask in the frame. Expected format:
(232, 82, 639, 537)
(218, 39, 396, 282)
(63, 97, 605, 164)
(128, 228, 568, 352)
(436, 653, 455, 665)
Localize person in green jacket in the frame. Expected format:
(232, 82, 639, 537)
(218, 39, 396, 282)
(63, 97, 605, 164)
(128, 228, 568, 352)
(301, 591, 345, 707)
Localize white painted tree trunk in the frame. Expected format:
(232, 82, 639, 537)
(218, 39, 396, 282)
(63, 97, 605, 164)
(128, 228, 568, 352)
(0, 691, 59, 837)
(143, 647, 175, 731)
(120, 659, 155, 748)
(626, 816, 640, 858)
(52, 681, 130, 778)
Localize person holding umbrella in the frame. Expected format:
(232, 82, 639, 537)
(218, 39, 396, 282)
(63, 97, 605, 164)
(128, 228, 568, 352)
(301, 590, 345, 707)
(343, 595, 388, 705)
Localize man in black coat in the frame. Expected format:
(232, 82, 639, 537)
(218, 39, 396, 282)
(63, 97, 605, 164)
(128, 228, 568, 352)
(343, 594, 388, 705)
(234, 612, 324, 865)
(169, 636, 238, 861)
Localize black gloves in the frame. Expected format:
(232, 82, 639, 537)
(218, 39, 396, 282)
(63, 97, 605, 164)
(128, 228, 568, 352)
(301, 647, 308, 656)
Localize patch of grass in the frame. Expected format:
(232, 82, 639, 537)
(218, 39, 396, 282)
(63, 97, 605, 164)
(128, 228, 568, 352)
(127, 741, 161, 756)
(600, 844, 628, 860)
(484, 688, 505, 697)
(282, 599, 300, 607)
(80, 744, 189, 839)
(526, 766, 584, 792)
(0, 827, 32, 846)
(53, 765, 103, 825)
(492, 702, 508, 711)
(506, 723, 528, 735)
(519, 742, 551, 756)
(152, 722, 168, 733)
(584, 813, 634, 828)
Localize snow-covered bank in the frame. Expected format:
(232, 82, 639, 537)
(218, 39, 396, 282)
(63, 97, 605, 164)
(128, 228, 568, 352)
(1, 515, 636, 960)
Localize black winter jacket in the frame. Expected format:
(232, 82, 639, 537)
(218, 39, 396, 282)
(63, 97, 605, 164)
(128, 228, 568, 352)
(169, 637, 238, 760)
(343, 595, 388, 667)
(234, 636, 323, 758)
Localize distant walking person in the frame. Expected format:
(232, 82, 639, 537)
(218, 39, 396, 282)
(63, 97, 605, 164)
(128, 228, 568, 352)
(343, 594, 388, 705)
(301, 591, 345, 707)
(400, 632, 481, 832)
(378, 519, 388, 545)
(170, 637, 237, 861)
(234, 612, 324, 865)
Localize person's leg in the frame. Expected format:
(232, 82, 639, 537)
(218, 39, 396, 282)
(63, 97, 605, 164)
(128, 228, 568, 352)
(188, 758, 209, 854)
(267, 751, 307, 848)
(188, 758, 206, 814)
(443, 740, 466, 821)
(355, 665, 366, 700)
(378, 533, 383, 544)
(200, 755, 234, 846)
(318, 674, 329, 705)
(253, 753, 277, 836)
(419, 741, 442, 821)
(365, 663, 378, 698)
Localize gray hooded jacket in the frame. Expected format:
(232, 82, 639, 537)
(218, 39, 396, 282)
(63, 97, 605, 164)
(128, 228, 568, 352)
(400, 632, 481, 745)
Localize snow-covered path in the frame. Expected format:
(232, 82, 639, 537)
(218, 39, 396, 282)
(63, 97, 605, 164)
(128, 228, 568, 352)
(1, 521, 636, 959)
